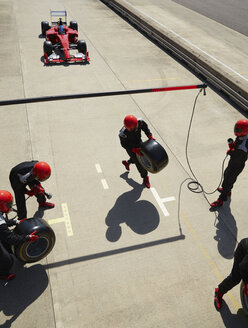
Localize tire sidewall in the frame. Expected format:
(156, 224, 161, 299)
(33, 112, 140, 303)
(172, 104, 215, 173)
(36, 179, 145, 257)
(69, 21, 78, 31)
(41, 21, 50, 35)
(136, 153, 157, 173)
(43, 41, 53, 55)
(77, 40, 87, 54)
(13, 218, 56, 263)
(137, 140, 169, 173)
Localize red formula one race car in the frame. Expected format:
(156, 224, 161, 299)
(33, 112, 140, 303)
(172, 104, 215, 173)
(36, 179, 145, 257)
(41, 10, 90, 64)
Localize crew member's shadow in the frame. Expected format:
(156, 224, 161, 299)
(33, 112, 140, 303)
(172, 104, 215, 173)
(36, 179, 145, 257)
(0, 264, 48, 328)
(219, 300, 247, 328)
(213, 198, 237, 259)
(105, 172, 160, 242)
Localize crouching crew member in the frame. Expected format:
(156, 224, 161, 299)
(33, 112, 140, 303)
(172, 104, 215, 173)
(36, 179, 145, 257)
(119, 115, 156, 188)
(0, 190, 39, 281)
(214, 238, 248, 310)
(9, 161, 54, 220)
(211, 119, 248, 208)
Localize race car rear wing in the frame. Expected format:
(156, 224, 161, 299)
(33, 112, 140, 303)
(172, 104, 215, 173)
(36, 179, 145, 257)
(50, 10, 67, 26)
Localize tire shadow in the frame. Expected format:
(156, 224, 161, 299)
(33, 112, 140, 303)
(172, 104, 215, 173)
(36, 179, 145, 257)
(0, 264, 48, 328)
(105, 172, 160, 242)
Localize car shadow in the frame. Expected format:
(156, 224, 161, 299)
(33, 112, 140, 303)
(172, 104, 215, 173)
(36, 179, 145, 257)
(219, 300, 248, 328)
(211, 198, 237, 259)
(105, 172, 160, 242)
(0, 264, 49, 328)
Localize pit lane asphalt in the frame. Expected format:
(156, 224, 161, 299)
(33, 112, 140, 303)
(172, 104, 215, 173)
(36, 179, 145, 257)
(0, 0, 248, 327)
(171, 0, 248, 37)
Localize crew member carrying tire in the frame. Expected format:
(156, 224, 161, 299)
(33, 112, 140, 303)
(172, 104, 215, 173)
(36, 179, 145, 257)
(119, 115, 156, 188)
(214, 238, 248, 310)
(0, 190, 39, 281)
(210, 119, 248, 208)
(9, 161, 55, 220)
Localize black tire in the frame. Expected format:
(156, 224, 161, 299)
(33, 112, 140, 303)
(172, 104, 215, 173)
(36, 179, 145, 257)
(240, 281, 248, 315)
(11, 218, 56, 263)
(137, 139, 169, 173)
(43, 41, 53, 56)
(69, 21, 78, 31)
(41, 21, 50, 36)
(77, 40, 87, 54)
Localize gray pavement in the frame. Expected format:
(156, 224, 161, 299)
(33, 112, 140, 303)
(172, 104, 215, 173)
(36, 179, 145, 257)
(115, 0, 248, 86)
(0, 0, 248, 327)
(171, 0, 248, 37)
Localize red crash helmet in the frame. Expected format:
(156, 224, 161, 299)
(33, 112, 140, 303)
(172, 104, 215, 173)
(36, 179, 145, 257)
(124, 115, 138, 131)
(234, 119, 248, 137)
(0, 190, 13, 213)
(33, 161, 51, 182)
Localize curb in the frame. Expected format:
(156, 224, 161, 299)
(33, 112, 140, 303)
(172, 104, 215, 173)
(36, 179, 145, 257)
(101, 0, 248, 111)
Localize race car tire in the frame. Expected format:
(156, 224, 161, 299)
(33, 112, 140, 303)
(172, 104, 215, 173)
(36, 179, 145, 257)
(240, 281, 248, 315)
(136, 139, 169, 173)
(11, 217, 56, 263)
(43, 41, 53, 56)
(69, 21, 78, 31)
(41, 21, 50, 36)
(77, 40, 87, 55)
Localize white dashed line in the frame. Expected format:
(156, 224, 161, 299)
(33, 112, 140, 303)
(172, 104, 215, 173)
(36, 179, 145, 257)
(95, 164, 102, 173)
(95, 163, 109, 190)
(101, 179, 109, 190)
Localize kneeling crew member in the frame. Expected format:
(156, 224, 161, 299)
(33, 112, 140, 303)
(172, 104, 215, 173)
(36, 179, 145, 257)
(119, 115, 156, 188)
(214, 238, 248, 310)
(211, 119, 248, 208)
(9, 161, 54, 220)
(0, 190, 39, 281)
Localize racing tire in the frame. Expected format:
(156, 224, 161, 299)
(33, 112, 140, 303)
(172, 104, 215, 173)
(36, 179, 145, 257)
(77, 40, 87, 55)
(69, 21, 78, 31)
(240, 281, 248, 315)
(11, 217, 56, 263)
(43, 41, 53, 56)
(136, 139, 169, 174)
(41, 21, 50, 36)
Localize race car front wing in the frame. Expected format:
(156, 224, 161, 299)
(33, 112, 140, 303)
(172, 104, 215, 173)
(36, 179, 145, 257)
(44, 51, 90, 64)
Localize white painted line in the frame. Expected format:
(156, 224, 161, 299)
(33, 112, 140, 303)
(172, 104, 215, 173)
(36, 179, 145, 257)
(122, 0, 248, 82)
(48, 203, 73, 237)
(101, 179, 109, 190)
(62, 203, 73, 237)
(160, 196, 176, 202)
(150, 187, 175, 217)
(95, 164, 102, 173)
(48, 217, 65, 224)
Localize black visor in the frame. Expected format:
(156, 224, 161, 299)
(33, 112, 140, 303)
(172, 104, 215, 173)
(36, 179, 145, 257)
(7, 201, 13, 209)
(234, 126, 243, 133)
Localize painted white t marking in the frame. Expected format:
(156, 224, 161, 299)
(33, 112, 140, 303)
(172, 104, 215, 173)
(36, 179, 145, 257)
(150, 187, 175, 216)
(48, 203, 73, 236)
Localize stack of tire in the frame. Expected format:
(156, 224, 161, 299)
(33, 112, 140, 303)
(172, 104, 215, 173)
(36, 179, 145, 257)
(11, 217, 55, 263)
(136, 139, 169, 173)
